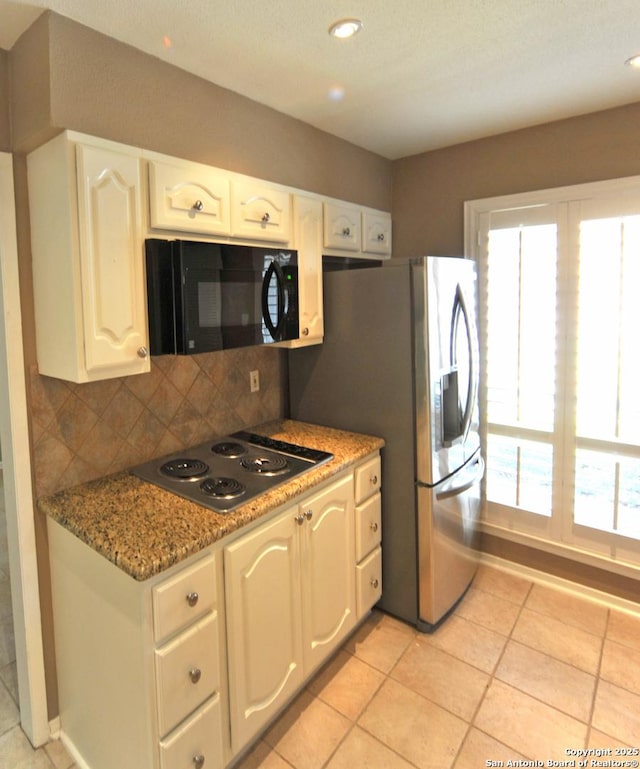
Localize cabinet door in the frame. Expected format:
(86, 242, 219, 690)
(75, 143, 149, 377)
(362, 209, 392, 256)
(323, 201, 360, 252)
(224, 509, 304, 753)
(231, 180, 291, 242)
(148, 159, 231, 236)
(300, 474, 356, 673)
(291, 195, 324, 345)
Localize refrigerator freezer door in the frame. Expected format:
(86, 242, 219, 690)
(416, 451, 483, 629)
(413, 257, 481, 486)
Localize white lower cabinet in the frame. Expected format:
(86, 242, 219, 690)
(47, 452, 381, 769)
(224, 472, 356, 754)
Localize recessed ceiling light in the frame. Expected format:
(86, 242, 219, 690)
(328, 18, 363, 39)
(625, 54, 640, 68)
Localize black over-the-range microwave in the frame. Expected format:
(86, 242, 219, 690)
(145, 239, 300, 355)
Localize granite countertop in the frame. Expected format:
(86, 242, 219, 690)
(38, 419, 384, 582)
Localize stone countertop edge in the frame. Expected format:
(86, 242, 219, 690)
(37, 419, 385, 582)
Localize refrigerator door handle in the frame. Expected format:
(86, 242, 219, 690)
(435, 455, 485, 501)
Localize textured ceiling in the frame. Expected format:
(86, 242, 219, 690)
(1, 0, 640, 159)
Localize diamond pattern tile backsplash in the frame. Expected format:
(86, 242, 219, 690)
(29, 347, 288, 498)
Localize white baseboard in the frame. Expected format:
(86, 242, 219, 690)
(479, 552, 640, 618)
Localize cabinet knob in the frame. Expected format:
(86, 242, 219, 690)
(304, 509, 313, 521)
(262, 212, 271, 224)
(137, 346, 149, 359)
(295, 512, 306, 526)
(370, 521, 379, 533)
(302, 327, 310, 336)
(189, 668, 202, 684)
(193, 755, 205, 769)
(370, 577, 379, 589)
(186, 591, 199, 607)
(193, 200, 204, 211)
(377, 233, 385, 242)
(370, 475, 378, 486)
(342, 226, 351, 237)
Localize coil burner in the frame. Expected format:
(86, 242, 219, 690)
(210, 441, 246, 458)
(200, 477, 245, 500)
(160, 458, 209, 480)
(240, 455, 289, 476)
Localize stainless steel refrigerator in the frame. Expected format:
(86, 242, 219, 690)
(288, 256, 484, 631)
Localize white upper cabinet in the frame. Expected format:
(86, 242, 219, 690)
(323, 199, 392, 258)
(28, 132, 150, 383)
(147, 156, 231, 236)
(323, 200, 361, 252)
(230, 179, 291, 243)
(362, 209, 392, 256)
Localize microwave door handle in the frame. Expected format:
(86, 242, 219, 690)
(435, 455, 485, 501)
(262, 261, 286, 339)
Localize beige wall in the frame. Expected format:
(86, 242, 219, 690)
(392, 101, 640, 258)
(0, 51, 9, 151)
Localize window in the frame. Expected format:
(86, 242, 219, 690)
(466, 180, 640, 569)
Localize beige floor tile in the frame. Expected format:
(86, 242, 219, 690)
(325, 725, 415, 769)
(600, 638, 640, 697)
(343, 612, 415, 674)
(44, 739, 75, 769)
(234, 739, 295, 769)
(588, 728, 633, 751)
(454, 587, 521, 636)
(0, 678, 20, 734)
(359, 678, 468, 769)
(426, 614, 507, 674)
(607, 610, 640, 650)
(472, 565, 532, 605)
(525, 584, 608, 636)
(512, 607, 603, 674)
(392, 637, 490, 720)
(307, 650, 384, 721)
(263, 690, 350, 769)
(474, 680, 588, 760)
(592, 680, 640, 746)
(0, 726, 54, 769)
(495, 641, 596, 721)
(453, 728, 527, 769)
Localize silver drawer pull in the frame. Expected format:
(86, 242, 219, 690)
(137, 346, 149, 359)
(262, 212, 270, 223)
(295, 512, 306, 525)
(193, 755, 205, 769)
(377, 233, 385, 241)
(193, 200, 204, 211)
(370, 475, 378, 486)
(305, 509, 313, 521)
(370, 577, 379, 589)
(342, 226, 351, 236)
(186, 591, 199, 607)
(370, 521, 379, 533)
(189, 668, 202, 684)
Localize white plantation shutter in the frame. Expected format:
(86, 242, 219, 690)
(470, 182, 640, 568)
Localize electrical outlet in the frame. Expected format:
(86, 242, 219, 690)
(250, 370, 260, 393)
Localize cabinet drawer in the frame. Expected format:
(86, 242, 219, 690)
(159, 695, 223, 769)
(354, 455, 381, 505)
(231, 180, 291, 242)
(148, 159, 231, 236)
(153, 555, 217, 644)
(155, 612, 220, 737)
(362, 210, 392, 256)
(323, 201, 360, 252)
(355, 493, 382, 562)
(356, 546, 382, 618)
